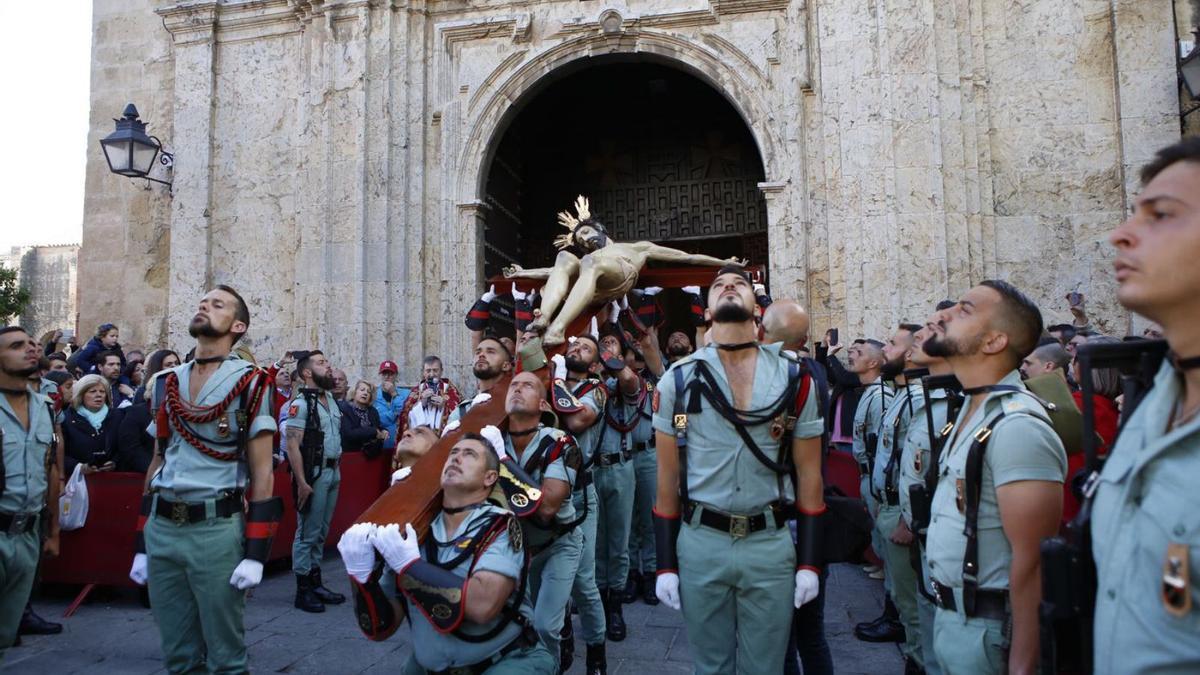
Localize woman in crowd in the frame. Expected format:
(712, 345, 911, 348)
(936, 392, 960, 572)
(116, 349, 180, 473)
(62, 374, 119, 476)
(121, 360, 145, 398)
(338, 380, 388, 458)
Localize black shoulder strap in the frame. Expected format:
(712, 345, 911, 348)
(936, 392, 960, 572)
(673, 366, 691, 508)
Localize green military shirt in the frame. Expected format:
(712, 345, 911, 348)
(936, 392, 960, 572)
(595, 375, 643, 459)
(148, 357, 276, 501)
(506, 426, 578, 549)
(569, 380, 605, 469)
(1092, 360, 1200, 673)
(631, 377, 655, 447)
(0, 387, 55, 514)
(404, 502, 531, 671)
(853, 377, 893, 471)
(872, 380, 923, 500)
(285, 388, 343, 462)
(926, 370, 1066, 591)
(898, 387, 949, 527)
(652, 343, 823, 515)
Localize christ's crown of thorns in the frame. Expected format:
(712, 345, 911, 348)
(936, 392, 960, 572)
(554, 195, 593, 250)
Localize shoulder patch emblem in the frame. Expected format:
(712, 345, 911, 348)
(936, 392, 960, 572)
(507, 517, 523, 553)
(652, 388, 660, 413)
(288, 403, 299, 417)
(594, 387, 608, 410)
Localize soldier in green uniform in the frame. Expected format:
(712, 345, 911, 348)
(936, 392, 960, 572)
(924, 281, 1066, 674)
(128, 286, 282, 674)
(0, 326, 60, 656)
(653, 266, 826, 675)
(848, 340, 900, 641)
(1092, 138, 1200, 673)
(897, 322, 960, 675)
(445, 337, 513, 428)
(625, 328, 662, 606)
(285, 349, 347, 612)
(499, 372, 583, 671)
(863, 325, 924, 665)
(337, 431, 555, 674)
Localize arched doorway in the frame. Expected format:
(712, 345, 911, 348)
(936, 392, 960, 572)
(478, 60, 769, 334)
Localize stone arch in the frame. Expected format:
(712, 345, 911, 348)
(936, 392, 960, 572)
(455, 30, 783, 207)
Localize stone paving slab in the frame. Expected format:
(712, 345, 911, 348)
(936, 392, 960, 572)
(6, 555, 902, 674)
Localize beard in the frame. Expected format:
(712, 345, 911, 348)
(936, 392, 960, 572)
(667, 343, 691, 357)
(712, 301, 753, 324)
(564, 355, 591, 373)
(3, 364, 38, 379)
(188, 315, 227, 339)
(312, 371, 336, 391)
(880, 356, 905, 379)
(923, 330, 979, 359)
(473, 360, 503, 380)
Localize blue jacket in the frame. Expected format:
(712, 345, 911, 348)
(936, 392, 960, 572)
(373, 386, 411, 450)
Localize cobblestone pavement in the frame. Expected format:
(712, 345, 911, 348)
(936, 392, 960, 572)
(6, 557, 902, 674)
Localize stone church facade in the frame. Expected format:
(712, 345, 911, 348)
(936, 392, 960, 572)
(81, 0, 1185, 381)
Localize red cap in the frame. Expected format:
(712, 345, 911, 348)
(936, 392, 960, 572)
(378, 360, 398, 374)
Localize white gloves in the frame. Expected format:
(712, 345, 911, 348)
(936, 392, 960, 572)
(338, 523, 378, 583)
(753, 282, 766, 296)
(481, 284, 497, 303)
(794, 569, 819, 608)
(551, 354, 567, 381)
(609, 300, 621, 323)
(511, 283, 527, 302)
(441, 420, 460, 437)
(129, 553, 148, 586)
(471, 392, 492, 406)
(642, 286, 663, 296)
(682, 285, 701, 296)
(372, 523, 421, 573)
(480, 425, 508, 460)
(656, 572, 681, 610)
(230, 559, 264, 590)
(390, 466, 412, 485)
(588, 317, 599, 339)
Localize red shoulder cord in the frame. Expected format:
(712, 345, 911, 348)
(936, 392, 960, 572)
(157, 368, 272, 461)
(604, 378, 648, 433)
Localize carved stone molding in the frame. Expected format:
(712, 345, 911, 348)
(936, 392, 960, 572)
(437, 14, 533, 51)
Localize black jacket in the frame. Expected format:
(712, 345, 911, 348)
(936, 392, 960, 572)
(338, 400, 384, 458)
(116, 400, 155, 473)
(816, 345, 864, 439)
(61, 407, 121, 475)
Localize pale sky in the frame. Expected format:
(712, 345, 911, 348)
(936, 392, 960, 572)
(0, 3, 92, 252)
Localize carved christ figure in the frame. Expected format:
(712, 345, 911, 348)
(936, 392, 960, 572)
(504, 196, 745, 346)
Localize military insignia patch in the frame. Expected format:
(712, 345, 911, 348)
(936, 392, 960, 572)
(511, 493, 529, 509)
(769, 415, 786, 440)
(431, 604, 452, 620)
(914, 452, 923, 474)
(594, 387, 607, 409)
(508, 517, 523, 553)
(289, 403, 299, 417)
(653, 389, 660, 413)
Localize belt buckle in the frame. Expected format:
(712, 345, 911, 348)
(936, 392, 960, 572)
(171, 501, 189, 525)
(729, 514, 749, 538)
(8, 513, 31, 535)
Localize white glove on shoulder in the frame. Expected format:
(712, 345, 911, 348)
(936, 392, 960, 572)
(609, 300, 621, 323)
(481, 284, 497, 303)
(441, 419, 461, 437)
(656, 572, 681, 610)
(682, 285, 701, 296)
(753, 282, 766, 296)
(551, 354, 567, 381)
(511, 283, 527, 302)
(794, 569, 819, 608)
(390, 466, 412, 485)
(480, 425, 508, 461)
(230, 559, 264, 590)
(471, 391, 492, 406)
(588, 317, 599, 339)
(129, 553, 148, 586)
(642, 286, 663, 296)
(338, 523, 378, 583)
(372, 523, 421, 573)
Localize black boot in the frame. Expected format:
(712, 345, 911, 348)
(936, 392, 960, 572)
(19, 602, 62, 636)
(603, 589, 627, 642)
(309, 568, 346, 605)
(640, 572, 660, 606)
(904, 656, 925, 675)
(294, 573, 325, 613)
(855, 615, 904, 643)
(854, 595, 898, 634)
(585, 641, 608, 675)
(621, 571, 639, 604)
(559, 609, 575, 673)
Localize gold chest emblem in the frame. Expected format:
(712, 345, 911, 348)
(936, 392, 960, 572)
(914, 452, 923, 474)
(217, 416, 231, 438)
(511, 494, 529, 508)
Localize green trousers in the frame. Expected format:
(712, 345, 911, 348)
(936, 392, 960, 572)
(677, 511, 795, 675)
(915, 542, 942, 675)
(293, 466, 340, 574)
(592, 459, 635, 591)
(875, 504, 921, 661)
(862, 476, 886, 591)
(932, 605, 1007, 675)
(528, 528, 583, 667)
(0, 527, 39, 656)
(627, 448, 656, 574)
(400, 642, 556, 674)
(145, 507, 247, 674)
(570, 484, 606, 645)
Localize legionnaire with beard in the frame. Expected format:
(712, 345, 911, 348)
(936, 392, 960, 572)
(285, 350, 346, 613)
(0, 327, 61, 655)
(653, 265, 826, 675)
(924, 281, 1066, 674)
(1092, 138, 1200, 673)
(664, 330, 694, 366)
(445, 336, 514, 429)
(127, 286, 281, 673)
(862, 325, 925, 670)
